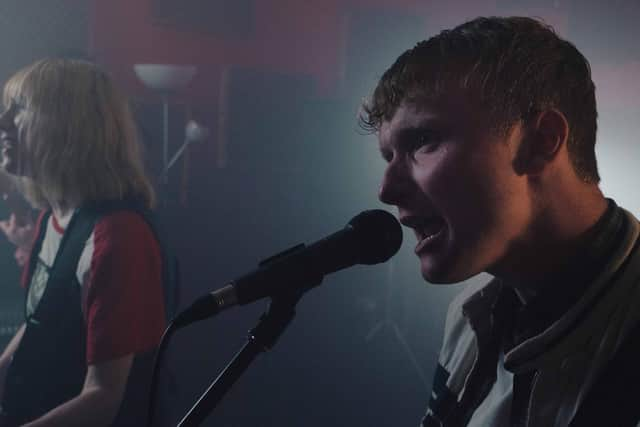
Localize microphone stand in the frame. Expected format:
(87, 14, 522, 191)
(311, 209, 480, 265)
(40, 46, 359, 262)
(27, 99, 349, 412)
(177, 288, 309, 427)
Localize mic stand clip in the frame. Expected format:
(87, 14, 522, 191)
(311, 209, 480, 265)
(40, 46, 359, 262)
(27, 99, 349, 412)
(176, 287, 312, 426)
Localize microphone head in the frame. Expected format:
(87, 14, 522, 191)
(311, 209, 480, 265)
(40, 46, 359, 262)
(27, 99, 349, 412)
(348, 209, 403, 264)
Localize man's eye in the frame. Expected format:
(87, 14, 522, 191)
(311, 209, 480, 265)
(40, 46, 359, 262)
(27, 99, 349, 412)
(411, 131, 441, 155)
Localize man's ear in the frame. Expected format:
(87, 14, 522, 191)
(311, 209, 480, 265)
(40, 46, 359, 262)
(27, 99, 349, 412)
(513, 109, 569, 176)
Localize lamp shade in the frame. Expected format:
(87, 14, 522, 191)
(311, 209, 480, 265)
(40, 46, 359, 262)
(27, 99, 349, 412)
(133, 64, 197, 91)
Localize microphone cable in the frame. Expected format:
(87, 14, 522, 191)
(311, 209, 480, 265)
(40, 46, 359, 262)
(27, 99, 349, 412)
(146, 320, 178, 427)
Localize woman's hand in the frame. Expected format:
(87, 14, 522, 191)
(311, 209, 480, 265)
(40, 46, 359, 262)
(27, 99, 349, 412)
(0, 213, 34, 249)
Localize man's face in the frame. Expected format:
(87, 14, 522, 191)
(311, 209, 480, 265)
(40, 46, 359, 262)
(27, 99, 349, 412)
(0, 99, 29, 177)
(378, 97, 532, 283)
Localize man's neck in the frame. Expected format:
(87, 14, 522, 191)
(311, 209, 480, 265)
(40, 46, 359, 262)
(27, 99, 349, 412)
(492, 190, 609, 304)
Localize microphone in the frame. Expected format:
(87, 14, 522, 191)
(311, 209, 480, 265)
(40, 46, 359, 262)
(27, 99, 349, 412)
(173, 209, 402, 328)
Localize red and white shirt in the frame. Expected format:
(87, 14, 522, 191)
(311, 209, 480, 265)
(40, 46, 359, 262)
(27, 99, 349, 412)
(23, 210, 166, 365)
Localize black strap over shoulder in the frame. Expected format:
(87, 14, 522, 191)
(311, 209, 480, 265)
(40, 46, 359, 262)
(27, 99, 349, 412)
(28, 209, 98, 321)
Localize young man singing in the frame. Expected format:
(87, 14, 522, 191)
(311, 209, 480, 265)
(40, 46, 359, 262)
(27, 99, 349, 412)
(362, 16, 640, 426)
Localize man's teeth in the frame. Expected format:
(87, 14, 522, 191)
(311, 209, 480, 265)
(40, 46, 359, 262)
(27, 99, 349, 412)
(419, 218, 444, 238)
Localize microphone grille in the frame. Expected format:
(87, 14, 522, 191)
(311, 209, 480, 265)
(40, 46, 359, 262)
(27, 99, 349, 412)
(348, 209, 403, 264)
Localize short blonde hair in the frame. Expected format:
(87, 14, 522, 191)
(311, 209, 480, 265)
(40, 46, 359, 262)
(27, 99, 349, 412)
(3, 58, 155, 210)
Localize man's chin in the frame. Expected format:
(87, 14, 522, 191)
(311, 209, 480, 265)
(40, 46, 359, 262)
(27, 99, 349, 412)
(419, 257, 474, 284)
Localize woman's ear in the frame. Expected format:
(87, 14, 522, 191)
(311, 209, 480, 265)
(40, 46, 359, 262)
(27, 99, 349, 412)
(513, 109, 569, 176)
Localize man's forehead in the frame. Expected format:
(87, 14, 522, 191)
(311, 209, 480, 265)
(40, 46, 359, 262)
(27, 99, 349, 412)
(379, 96, 483, 144)
(379, 102, 442, 143)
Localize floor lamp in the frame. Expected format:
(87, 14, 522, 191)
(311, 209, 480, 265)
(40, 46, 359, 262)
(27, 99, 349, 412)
(133, 64, 197, 185)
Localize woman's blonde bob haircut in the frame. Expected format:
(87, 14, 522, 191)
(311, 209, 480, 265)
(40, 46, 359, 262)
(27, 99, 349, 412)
(3, 58, 155, 210)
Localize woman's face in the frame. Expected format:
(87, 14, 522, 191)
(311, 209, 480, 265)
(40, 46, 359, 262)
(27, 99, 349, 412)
(0, 98, 30, 177)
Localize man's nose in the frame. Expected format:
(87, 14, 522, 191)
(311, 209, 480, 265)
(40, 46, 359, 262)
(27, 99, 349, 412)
(379, 159, 412, 206)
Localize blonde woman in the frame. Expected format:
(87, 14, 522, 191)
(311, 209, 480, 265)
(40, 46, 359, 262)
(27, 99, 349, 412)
(0, 59, 167, 427)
